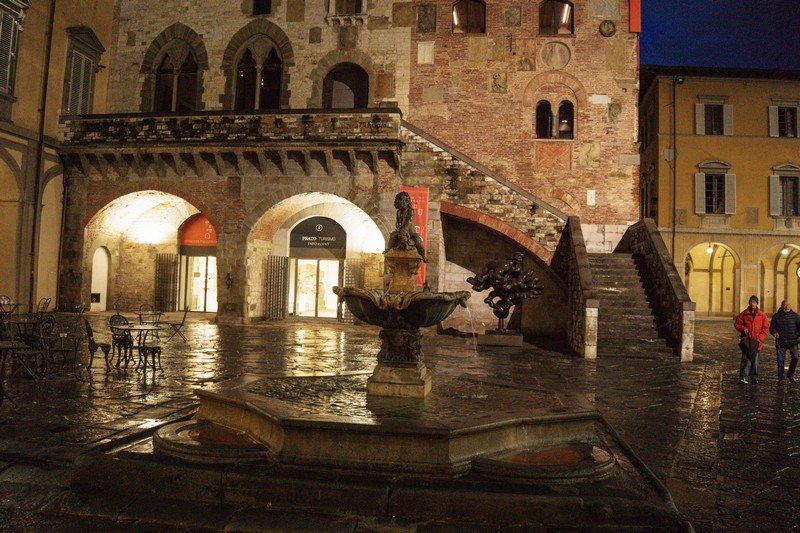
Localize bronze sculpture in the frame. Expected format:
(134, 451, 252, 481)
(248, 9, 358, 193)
(466, 252, 544, 332)
(384, 191, 427, 262)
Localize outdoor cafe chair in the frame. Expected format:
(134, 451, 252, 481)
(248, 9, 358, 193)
(1, 321, 45, 381)
(36, 317, 77, 378)
(165, 307, 189, 342)
(138, 304, 162, 340)
(35, 297, 51, 315)
(109, 314, 134, 369)
(0, 295, 18, 318)
(85, 319, 111, 371)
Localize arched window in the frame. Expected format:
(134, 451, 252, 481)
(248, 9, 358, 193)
(536, 101, 553, 139)
(539, 0, 574, 35)
(333, 0, 363, 15)
(234, 44, 283, 111)
(323, 63, 369, 109)
(153, 51, 199, 113)
(558, 101, 574, 139)
(452, 0, 486, 34)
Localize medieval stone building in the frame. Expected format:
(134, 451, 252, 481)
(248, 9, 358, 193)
(14, 0, 642, 339)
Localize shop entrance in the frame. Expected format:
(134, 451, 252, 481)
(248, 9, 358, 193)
(287, 217, 346, 319)
(178, 214, 218, 313)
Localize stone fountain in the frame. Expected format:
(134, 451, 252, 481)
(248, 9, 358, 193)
(91, 192, 688, 528)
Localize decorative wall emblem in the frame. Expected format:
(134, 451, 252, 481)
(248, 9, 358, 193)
(490, 72, 507, 93)
(540, 41, 571, 70)
(599, 20, 616, 37)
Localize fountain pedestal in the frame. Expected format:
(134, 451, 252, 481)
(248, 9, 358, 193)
(369, 327, 430, 398)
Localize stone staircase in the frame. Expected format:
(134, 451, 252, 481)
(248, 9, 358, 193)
(589, 253, 674, 358)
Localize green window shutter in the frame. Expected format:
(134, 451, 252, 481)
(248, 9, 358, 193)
(695, 173, 706, 214)
(694, 104, 705, 135)
(0, 12, 13, 93)
(80, 52, 94, 113)
(770, 174, 782, 215)
(768, 106, 779, 137)
(724, 173, 736, 214)
(723, 105, 733, 136)
(67, 52, 83, 114)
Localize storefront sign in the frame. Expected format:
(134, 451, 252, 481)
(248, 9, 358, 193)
(290, 217, 347, 259)
(400, 187, 429, 286)
(180, 214, 217, 256)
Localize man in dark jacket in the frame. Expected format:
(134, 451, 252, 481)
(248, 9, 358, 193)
(770, 299, 800, 382)
(735, 295, 770, 384)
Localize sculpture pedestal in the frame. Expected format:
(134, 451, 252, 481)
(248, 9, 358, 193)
(384, 249, 423, 292)
(367, 362, 431, 398)
(477, 331, 524, 347)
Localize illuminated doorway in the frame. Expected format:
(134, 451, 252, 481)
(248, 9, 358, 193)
(287, 217, 346, 319)
(90, 247, 110, 312)
(178, 214, 218, 312)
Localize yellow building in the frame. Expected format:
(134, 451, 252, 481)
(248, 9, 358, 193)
(0, 0, 113, 311)
(640, 65, 800, 316)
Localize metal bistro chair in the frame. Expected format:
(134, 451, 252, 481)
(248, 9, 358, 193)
(35, 317, 75, 378)
(85, 319, 112, 372)
(138, 303, 162, 340)
(1, 321, 46, 381)
(109, 314, 134, 369)
(165, 307, 189, 342)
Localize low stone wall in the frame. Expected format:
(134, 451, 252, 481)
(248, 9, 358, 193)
(615, 219, 695, 362)
(551, 217, 597, 359)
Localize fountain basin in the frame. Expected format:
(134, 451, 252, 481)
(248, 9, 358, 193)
(333, 287, 470, 329)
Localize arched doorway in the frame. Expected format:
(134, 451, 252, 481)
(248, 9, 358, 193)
(322, 63, 369, 109)
(761, 243, 800, 314)
(685, 242, 738, 316)
(178, 214, 218, 312)
(287, 217, 346, 318)
(90, 247, 110, 311)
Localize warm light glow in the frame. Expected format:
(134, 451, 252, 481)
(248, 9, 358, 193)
(782, 245, 790, 255)
(706, 243, 713, 254)
(561, 5, 571, 24)
(126, 220, 175, 245)
(452, 8, 459, 26)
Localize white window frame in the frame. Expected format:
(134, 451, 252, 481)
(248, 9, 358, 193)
(694, 160, 735, 215)
(695, 96, 732, 136)
(768, 99, 800, 138)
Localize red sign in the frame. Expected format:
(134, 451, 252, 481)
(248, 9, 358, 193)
(629, 0, 641, 33)
(400, 187, 429, 286)
(180, 214, 217, 247)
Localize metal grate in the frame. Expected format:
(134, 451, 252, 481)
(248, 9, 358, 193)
(264, 255, 289, 320)
(155, 253, 179, 312)
(340, 258, 365, 323)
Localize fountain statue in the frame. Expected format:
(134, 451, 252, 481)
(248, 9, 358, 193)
(333, 191, 470, 398)
(467, 252, 544, 332)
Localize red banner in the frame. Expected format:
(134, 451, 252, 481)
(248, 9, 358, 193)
(400, 187, 429, 286)
(629, 0, 641, 33)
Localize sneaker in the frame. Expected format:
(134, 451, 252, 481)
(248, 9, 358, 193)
(739, 377, 749, 384)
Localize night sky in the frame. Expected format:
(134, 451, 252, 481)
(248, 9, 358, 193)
(641, 0, 800, 70)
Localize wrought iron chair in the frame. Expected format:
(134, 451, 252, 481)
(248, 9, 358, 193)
(109, 314, 133, 369)
(138, 303, 162, 340)
(85, 319, 112, 371)
(165, 307, 189, 342)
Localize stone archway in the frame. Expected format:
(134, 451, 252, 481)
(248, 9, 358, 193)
(684, 241, 739, 316)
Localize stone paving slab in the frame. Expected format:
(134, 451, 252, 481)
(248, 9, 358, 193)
(0, 314, 799, 530)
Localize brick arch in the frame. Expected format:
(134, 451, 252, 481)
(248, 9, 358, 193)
(522, 70, 588, 109)
(220, 19, 295, 110)
(138, 23, 208, 112)
(440, 201, 554, 265)
(306, 49, 376, 108)
(82, 182, 219, 232)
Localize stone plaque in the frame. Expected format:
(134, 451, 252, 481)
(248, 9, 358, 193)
(490, 72, 507, 93)
(516, 39, 536, 71)
(309, 27, 322, 44)
(504, 7, 521, 27)
(605, 39, 626, 72)
(286, 0, 305, 22)
(608, 102, 622, 121)
(375, 72, 395, 99)
(417, 41, 435, 64)
(540, 41, 571, 70)
(393, 3, 414, 27)
(338, 26, 358, 50)
(588, 0, 619, 19)
(579, 142, 601, 168)
(746, 207, 759, 225)
(422, 86, 443, 103)
(417, 4, 436, 33)
(488, 37, 505, 61)
(676, 209, 687, 225)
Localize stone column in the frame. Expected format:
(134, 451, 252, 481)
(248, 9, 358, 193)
(58, 173, 88, 311)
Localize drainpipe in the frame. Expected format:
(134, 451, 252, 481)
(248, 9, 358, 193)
(28, 0, 56, 312)
(670, 75, 679, 259)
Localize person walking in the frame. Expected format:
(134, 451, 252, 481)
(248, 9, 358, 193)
(770, 299, 800, 383)
(734, 295, 770, 384)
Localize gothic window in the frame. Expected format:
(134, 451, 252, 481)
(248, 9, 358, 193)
(234, 44, 282, 111)
(535, 101, 552, 139)
(539, 0, 574, 35)
(153, 49, 199, 113)
(452, 0, 486, 34)
(557, 101, 574, 139)
(323, 63, 369, 109)
(334, 0, 362, 15)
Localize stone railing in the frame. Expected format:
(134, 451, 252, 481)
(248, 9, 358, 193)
(551, 217, 598, 359)
(615, 218, 695, 362)
(59, 109, 403, 146)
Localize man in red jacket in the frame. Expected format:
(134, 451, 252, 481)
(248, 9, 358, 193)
(734, 295, 770, 384)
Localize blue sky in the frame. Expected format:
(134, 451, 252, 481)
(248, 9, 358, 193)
(641, 0, 800, 70)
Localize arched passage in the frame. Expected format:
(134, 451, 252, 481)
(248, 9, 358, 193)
(83, 190, 206, 312)
(761, 243, 800, 314)
(685, 241, 739, 316)
(244, 193, 384, 321)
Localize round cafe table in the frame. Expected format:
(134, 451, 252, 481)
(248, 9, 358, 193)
(113, 324, 163, 372)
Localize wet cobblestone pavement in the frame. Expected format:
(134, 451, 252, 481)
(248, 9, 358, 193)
(1, 313, 799, 531)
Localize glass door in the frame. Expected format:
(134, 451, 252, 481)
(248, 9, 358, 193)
(181, 255, 218, 312)
(290, 259, 340, 318)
